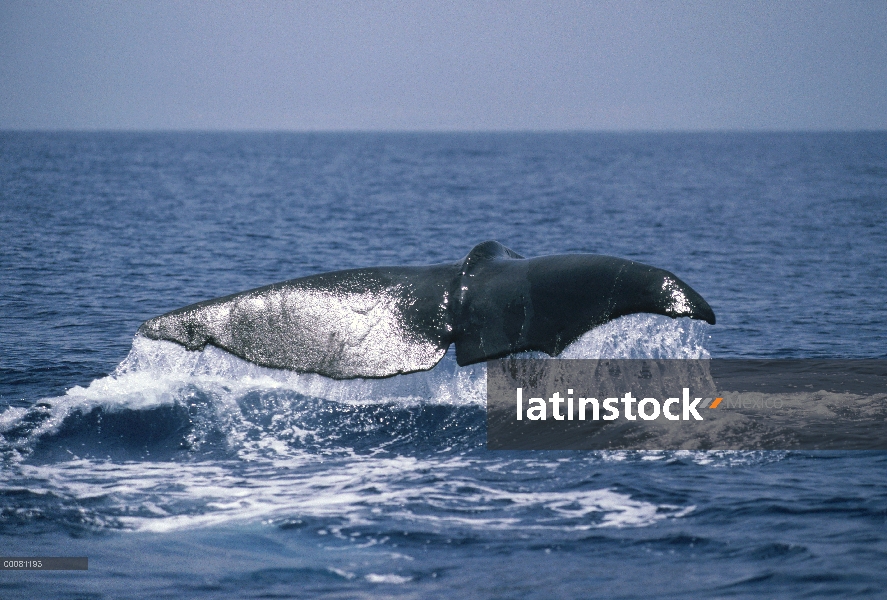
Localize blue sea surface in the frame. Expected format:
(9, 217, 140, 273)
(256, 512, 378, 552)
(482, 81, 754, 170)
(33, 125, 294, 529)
(1, 132, 886, 598)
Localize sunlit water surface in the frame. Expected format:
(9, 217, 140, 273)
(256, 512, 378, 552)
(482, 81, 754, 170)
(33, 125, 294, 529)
(2, 132, 886, 598)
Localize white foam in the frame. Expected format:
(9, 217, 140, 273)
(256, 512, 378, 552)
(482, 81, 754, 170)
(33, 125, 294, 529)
(106, 335, 487, 408)
(365, 574, 412, 584)
(0, 314, 711, 460)
(560, 314, 710, 359)
(5, 453, 690, 534)
(0, 313, 711, 534)
(7, 313, 708, 421)
(116, 313, 708, 405)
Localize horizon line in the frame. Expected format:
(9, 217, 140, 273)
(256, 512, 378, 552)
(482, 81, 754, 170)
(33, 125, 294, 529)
(2, 127, 885, 135)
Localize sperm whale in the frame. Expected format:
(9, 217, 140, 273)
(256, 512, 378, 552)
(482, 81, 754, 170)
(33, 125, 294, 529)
(138, 241, 715, 379)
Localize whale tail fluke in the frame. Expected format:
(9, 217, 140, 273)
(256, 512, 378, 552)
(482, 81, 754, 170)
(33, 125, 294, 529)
(139, 243, 715, 378)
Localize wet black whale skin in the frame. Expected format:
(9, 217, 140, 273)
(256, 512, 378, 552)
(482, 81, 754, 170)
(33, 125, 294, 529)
(138, 241, 715, 379)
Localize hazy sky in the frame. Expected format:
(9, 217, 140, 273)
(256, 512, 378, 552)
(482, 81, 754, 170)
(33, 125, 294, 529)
(1, 0, 885, 131)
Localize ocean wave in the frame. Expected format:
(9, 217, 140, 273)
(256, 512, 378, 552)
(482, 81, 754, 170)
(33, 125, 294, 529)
(0, 314, 711, 534)
(1, 453, 695, 535)
(0, 314, 709, 460)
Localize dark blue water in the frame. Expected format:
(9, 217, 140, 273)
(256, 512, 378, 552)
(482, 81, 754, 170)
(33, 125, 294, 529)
(1, 132, 886, 598)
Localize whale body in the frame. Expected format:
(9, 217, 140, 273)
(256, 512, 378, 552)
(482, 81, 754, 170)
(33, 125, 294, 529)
(138, 241, 715, 379)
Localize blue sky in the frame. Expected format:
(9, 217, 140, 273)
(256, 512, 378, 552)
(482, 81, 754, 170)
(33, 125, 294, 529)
(1, 0, 885, 131)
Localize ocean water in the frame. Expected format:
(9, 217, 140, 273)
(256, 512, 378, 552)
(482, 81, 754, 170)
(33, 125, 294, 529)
(1, 132, 886, 598)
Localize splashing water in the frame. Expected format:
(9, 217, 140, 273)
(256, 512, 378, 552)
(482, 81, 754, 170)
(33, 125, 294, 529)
(0, 314, 711, 535)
